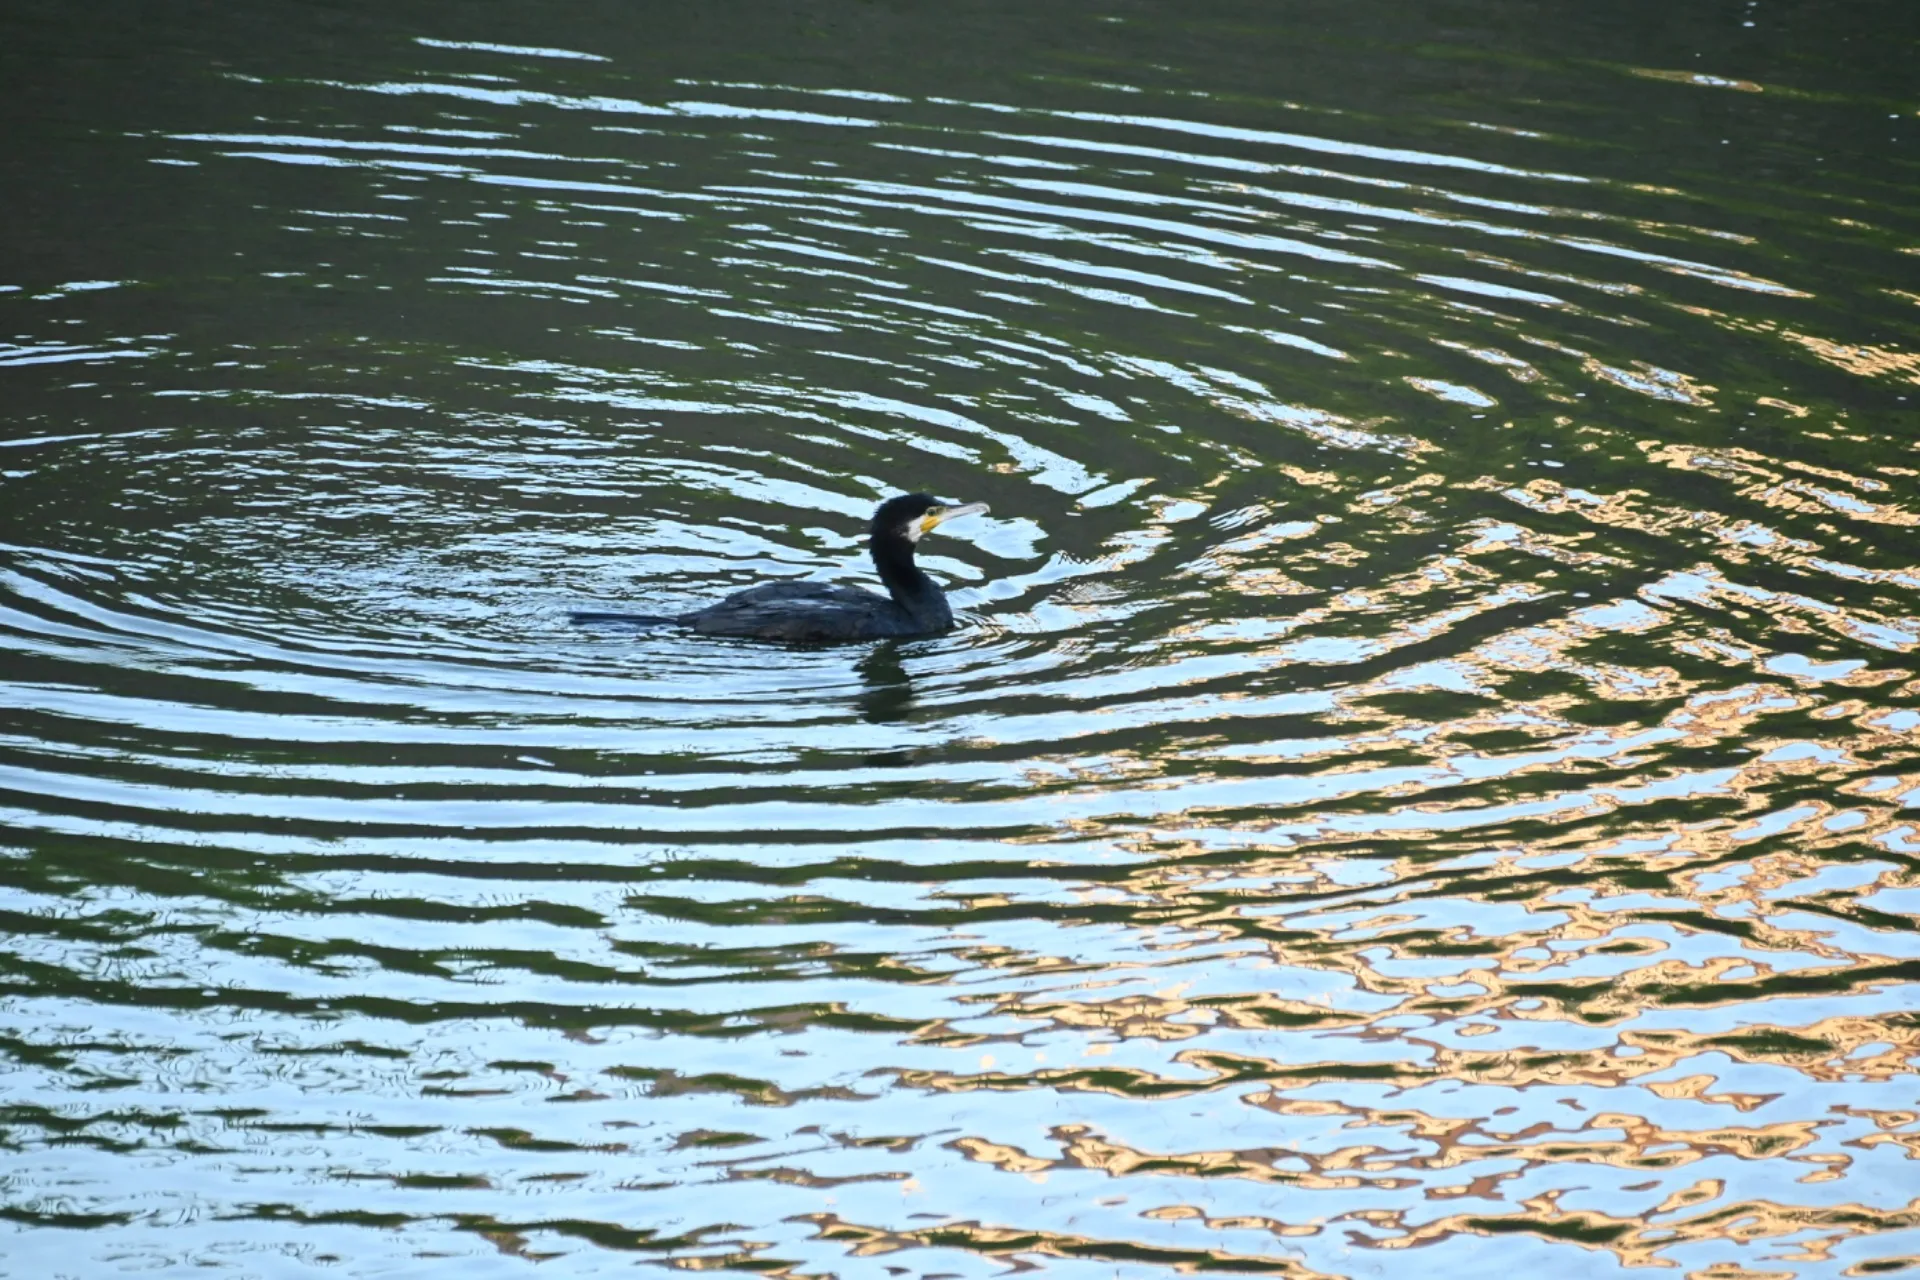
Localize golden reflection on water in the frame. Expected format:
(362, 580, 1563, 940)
(864, 636, 1920, 1270)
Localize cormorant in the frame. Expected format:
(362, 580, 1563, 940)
(571, 493, 989, 643)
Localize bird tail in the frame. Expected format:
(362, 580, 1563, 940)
(569, 611, 681, 627)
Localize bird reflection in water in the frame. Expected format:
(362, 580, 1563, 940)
(856, 641, 916, 725)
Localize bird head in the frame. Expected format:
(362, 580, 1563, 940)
(873, 493, 990, 544)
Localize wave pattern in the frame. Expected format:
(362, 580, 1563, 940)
(3, 6, 1918, 1277)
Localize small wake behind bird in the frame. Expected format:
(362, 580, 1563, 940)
(570, 493, 990, 643)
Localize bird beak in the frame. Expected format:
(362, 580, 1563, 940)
(920, 502, 989, 536)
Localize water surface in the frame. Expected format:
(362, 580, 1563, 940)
(3, 2, 1918, 1276)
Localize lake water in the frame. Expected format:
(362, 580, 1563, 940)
(3, 2, 1918, 1276)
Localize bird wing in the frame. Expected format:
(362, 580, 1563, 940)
(684, 582, 893, 641)
(716, 582, 873, 607)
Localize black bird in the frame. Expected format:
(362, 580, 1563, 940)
(571, 493, 990, 643)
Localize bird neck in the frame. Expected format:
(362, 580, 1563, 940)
(871, 534, 952, 627)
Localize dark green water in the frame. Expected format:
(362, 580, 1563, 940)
(3, 2, 1918, 1276)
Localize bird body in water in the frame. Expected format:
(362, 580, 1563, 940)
(571, 494, 989, 643)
